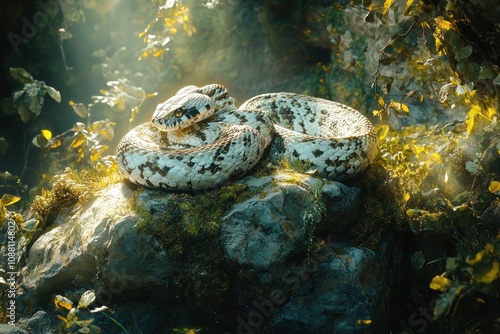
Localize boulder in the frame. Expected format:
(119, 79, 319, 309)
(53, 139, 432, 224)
(0, 325, 28, 334)
(16, 311, 55, 334)
(17, 172, 399, 333)
(20, 183, 173, 305)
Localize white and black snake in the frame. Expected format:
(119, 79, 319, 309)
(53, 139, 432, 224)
(116, 84, 378, 190)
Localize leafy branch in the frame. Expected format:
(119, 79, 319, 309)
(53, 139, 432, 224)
(10, 67, 61, 123)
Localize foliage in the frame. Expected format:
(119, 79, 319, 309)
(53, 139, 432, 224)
(54, 290, 111, 334)
(30, 169, 89, 228)
(30, 160, 122, 227)
(138, 0, 197, 60)
(376, 124, 452, 217)
(300, 184, 325, 255)
(0, 194, 23, 228)
(31, 77, 157, 174)
(10, 67, 61, 123)
(32, 120, 115, 167)
(352, 0, 499, 134)
(429, 239, 500, 332)
(277, 156, 313, 174)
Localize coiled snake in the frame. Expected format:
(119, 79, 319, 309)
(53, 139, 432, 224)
(116, 84, 378, 190)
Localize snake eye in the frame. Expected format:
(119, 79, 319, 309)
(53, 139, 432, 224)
(174, 108, 184, 118)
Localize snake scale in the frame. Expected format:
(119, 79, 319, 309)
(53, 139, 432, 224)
(116, 84, 378, 190)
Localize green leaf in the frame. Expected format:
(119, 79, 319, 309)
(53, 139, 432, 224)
(376, 74, 394, 85)
(433, 287, 459, 320)
(13, 90, 24, 101)
(379, 56, 397, 66)
(18, 104, 31, 123)
(455, 45, 473, 60)
(21, 219, 39, 232)
(27, 95, 44, 117)
(479, 65, 498, 80)
(9, 67, 34, 83)
(25, 83, 40, 97)
(457, 61, 480, 82)
(45, 85, 62, 103)
(70, 101, 89, 118)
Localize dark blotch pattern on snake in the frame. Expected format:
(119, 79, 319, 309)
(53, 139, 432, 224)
(116, 84, 378, 190)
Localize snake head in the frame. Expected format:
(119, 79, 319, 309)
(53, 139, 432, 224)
(151, 93, 215, 131)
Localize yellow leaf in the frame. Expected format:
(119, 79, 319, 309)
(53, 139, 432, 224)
(54, 295, 73, 310)
(413, 145, 427, 154)
(466, 106, 479, 135)
(429, 274, 451, 292)
(76, 319, 94, 327)
(70, 133, 86, 149)
(90, 145, 108, 164)
(466, 244, 491, 266)
(403, 193, 410, 202)
(474, 259, 499, 284)
(375, 94, 385, 107)
(381, 0, 394, 15)
(377, 124, 390, 140)
(389, 101, 410, 114)
(435, 17, 452, 31)
(356, 319, 372, 325)
(431, 152, 442, 164)
(434, 35, 443, 55)
(406, 209, 417, 217)
(48, 138, 63, 149)
(486, 106, 497, 118)
(153, 49, 165, 58)
(403, 0, 414, 15)
(0, 194, 21, 206)
(41, 129, 52, 140)
(488, 180, 500, 194)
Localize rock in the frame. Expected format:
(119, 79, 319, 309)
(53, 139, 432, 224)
(265, 235, 400, 333)
(18, 171, 394, 333)
(229, 232, 402, 334)
(17, 310, 56, 334)
(221, 182, 306, 269)
(20, 183, 173, 306)
(222, 174, 360, 269)
(0, 325, 28, 334)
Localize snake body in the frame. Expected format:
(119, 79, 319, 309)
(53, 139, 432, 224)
(116, 84, 378, 190)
